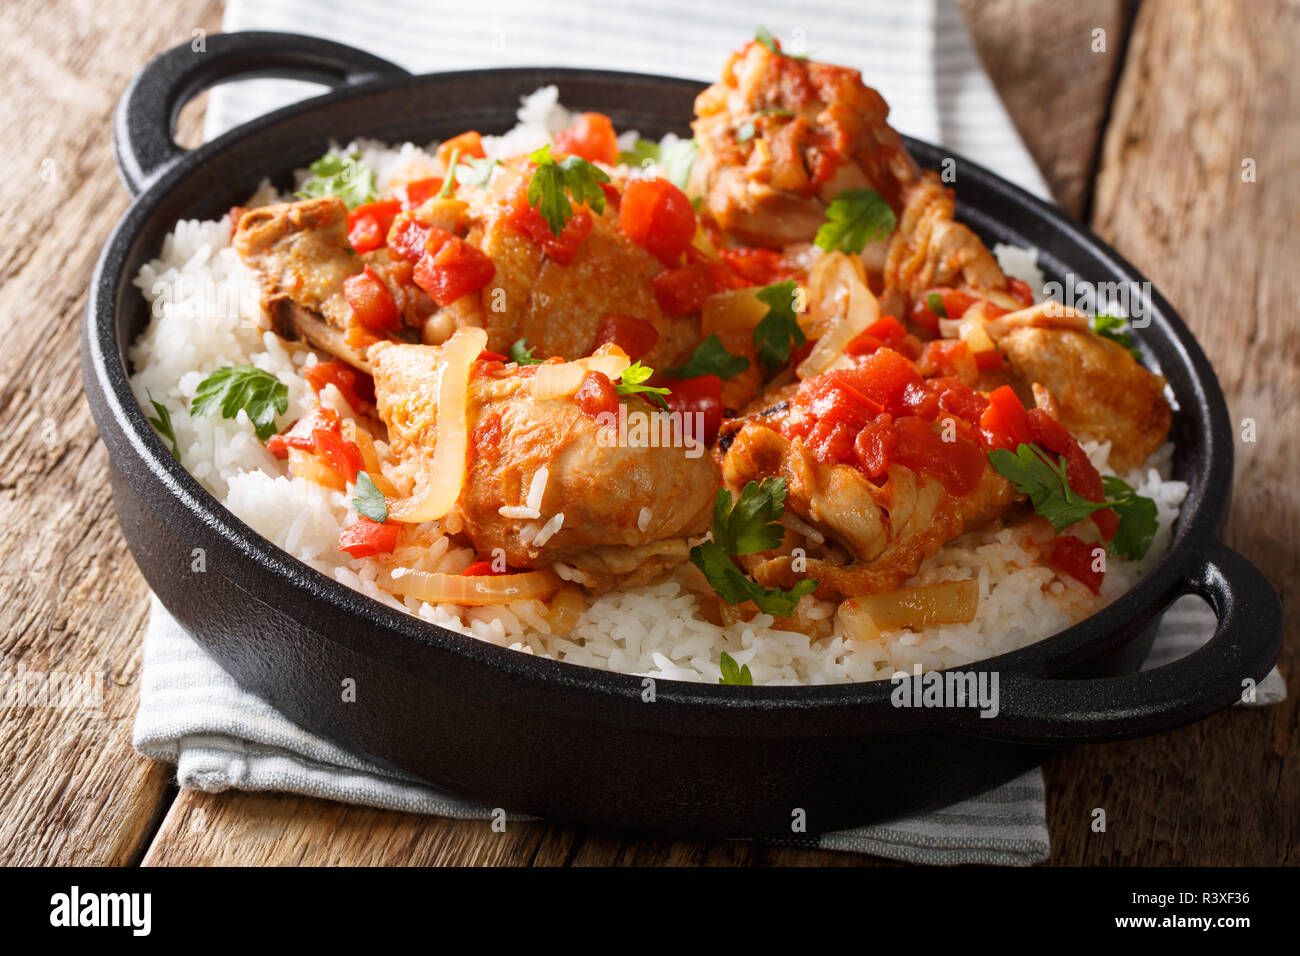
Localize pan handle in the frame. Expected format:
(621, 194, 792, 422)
(963, 540, 1283, 743)
(113, 31, 409, 195)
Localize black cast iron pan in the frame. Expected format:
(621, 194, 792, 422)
(83, 32, 1284, 838)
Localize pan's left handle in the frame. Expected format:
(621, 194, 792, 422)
(113, 31, 409, 196)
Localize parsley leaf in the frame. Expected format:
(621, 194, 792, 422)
(926, 291, 947, 318)
(527, 144, 610, 235)
(814, 189, 896, 254)
(296, 150, 377, 209)
(718, 650, 753, 686)
(191, 366, 289, 441)
(615, 361, 671, 409)
(666, 334, 750, 379)
(146, 392, 180, 460)
(1092, 313, 1143, 363)
(618, 138, 698, 191)
(753, 280, 807, 372)
(1102, 475, 1159, 561)
(509, 338, 542, 366)
(353, 472, 388, 523)
(754, 25, 806, 59)
(455, 156, 500, 188)
(436, 148, 461, 198)
(988, 443, 1159, 560)
(737, 108, 794, 145)
(710, 479, 788, 555)
(690, 540, 818, 617)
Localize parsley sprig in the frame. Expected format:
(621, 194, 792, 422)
(527, 144, 610, 235)
(690, 477, 818, 617)
(353, 472, 388, 523)
(296, 150, 377, 209)
(191, 366, 288, 441)
(988, 443, 1158, 560)
(146, 392, 180, 460)
(618, 138, 699, 190)
(814, 189, 896, 254)
(615, 361, 671, 409)
(755, 25, 807, 60)
(666, 335, 750, 380)
(718, 650, 753, 686)
(753, 280, 807, 372)
(509, 338, 542, 366)
(1092, 314, 1143, 364)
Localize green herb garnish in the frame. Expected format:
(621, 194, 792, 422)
(814, 189, 896, 254)
(1092, 314, 1143, 363)
(527, 144, 610, 236)
(737, 108, 794, 145)
(926, 291, 947, 318)
(666, 334, 750, 380)
(617, 138, 699, 191)
(146, 392, 180, 459)
(988, 443, 1159, 560)
(692, 540, 818, 617)
(615, 361, 671, 409)
(718, 650, 753, 686)
(191, 366, 288, 441)
(436, 148, 461, 198)
(353, 472, 388, 523)
(755, 25, 806, 59)
(509, 338, 542, 366)
(753, 280, 807, 372)
(455, 156, 500, 188)
(296, 150, 377, 209)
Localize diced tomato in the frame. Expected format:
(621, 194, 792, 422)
(312, 428, 365, 484)
(706, 260, 750, 291)
(662, 374, 724, 447)
(909, 287, 978, 335)
(338, 518, 401, 558)
(437, 130, 486, 166)
(1007, 276, 1035, 308)
(918, 339, 979, 385)
(853, 414, 895, 478)
(553, 112, 619, 165)
(974, 348, 1008, 371)
(573, 370, 619, 421)
(599, 181, 621, 210)
(477, 350, 509, 363)
(304, 358, 376, 411)
(836, 347, 929, 419)
(505, 183, 594, 265)
(592, 314, 659, 360)
(652, 262, 715, 316)
(979, 385, 1034, 450)
(931, 376, 988, 426)
(890, 415, 986, 496)
(394, 177, 444, 211)
(343, 266, 401, 332)
(346, 200, 401, 254)
(716, 247, 795, 286)
(1048, 534, 1105, 594)
(265, 406, 342, 458)
(617, 177, 696, 267)
(413, 237, 496, 306)
(1026, 408, 1118, 539)
(388, 214, 436, 262)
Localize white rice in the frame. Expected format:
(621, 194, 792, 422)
(128, 92, 1188, 686)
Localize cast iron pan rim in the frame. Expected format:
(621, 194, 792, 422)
(87, 62, 1230, 711)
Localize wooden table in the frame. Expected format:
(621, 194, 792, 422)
(1, 0, 1294, 866)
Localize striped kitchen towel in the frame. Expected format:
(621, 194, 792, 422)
(134, 0, 1285, 866)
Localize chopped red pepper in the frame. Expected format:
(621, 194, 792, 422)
(413, 236, 496, 306)
(462, 559, 517, 576)
(303, 358, 376, 411)
(592, 314, 660, 360)
(979, 385, 1034, 450)
(573, 370, 619, 421)
(1026, 408, 1118, 540)
(312, 428, 365, 484)
(346, 200, 401, 254)
(652, 262, 715, 316)
(1048, 534, 1105, 594)
(265, 406, 342, 458)
(717, 247, 797, 286)
(338, 518, 401, 558)
(1006, 277, 1035, 308)
(394, 177, 443, 211)
(662, 373, 724, 447)
(342, 266, 401, 332)
(437, 130, 487, 165)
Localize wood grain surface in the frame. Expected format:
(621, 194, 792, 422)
(0, 0, 1293, 867)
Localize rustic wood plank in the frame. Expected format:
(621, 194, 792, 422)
(0, 0, 223, 865)
(959, 0, 1136, 216)
(1044, 0, 1299, 865)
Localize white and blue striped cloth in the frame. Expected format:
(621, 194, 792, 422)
(136, 0, 1283, 866)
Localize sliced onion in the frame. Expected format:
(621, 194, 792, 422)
(526, 346, 630, 401)
(847, 580, 979, 632)
(382, 565, 562, 606)
(388, 326, 486, 523)
(701, 287, 768, 336)
(797, 252, 880, 378)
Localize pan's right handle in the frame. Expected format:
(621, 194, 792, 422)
(112, 31, 409, 196)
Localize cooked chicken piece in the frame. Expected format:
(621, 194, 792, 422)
(720, 421, 1015, 595)
(693, 40, 919, 247)
(372, 343, 720, 570)
(430, 164, 698, 369)
(881, 172, 1014, 309)
(234, 197, 368, 365)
